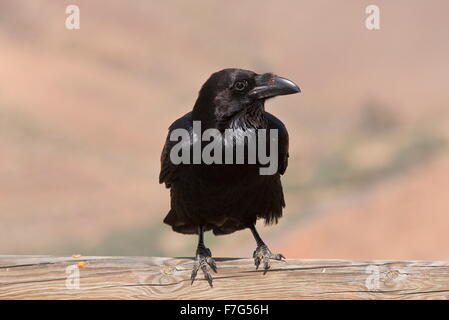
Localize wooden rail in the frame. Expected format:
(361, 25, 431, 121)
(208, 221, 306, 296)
(1, 255, 449, 299)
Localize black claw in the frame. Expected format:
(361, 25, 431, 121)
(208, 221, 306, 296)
(208, 258, 218, 273)
(253, 244, 285, 274)
(191, 247, 217, 287)
(263, 256, 270, 275)
(254, 255, 261, 269)
(271, 253, 285, 261)
(205, 272, 213, 287)
(191, 268, 198, 285)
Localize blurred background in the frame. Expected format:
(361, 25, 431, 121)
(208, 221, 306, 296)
(1, 0, 449, 260)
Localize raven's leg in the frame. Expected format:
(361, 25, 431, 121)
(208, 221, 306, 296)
(191, 226, 217, 287)
(250, 225, 285, 274)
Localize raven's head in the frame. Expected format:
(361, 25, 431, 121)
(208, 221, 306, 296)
(192, 68, 300, 130)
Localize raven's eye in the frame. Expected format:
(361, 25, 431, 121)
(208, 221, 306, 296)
(233, 80, 248, 91)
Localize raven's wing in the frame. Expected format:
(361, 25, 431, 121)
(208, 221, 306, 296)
(265, 112, 289, 175)
(159, 112, 193, 187)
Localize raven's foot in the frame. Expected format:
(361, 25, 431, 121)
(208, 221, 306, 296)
(191, 246, 217, 287)
(253, 244, 285, 274)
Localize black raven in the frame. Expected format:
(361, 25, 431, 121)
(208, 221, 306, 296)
(159, 68, 300, 286)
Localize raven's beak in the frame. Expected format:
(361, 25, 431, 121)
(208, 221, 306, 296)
(248, 73, 300, 100)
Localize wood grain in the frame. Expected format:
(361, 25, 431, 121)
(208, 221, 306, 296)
(1, 255, 449, 299)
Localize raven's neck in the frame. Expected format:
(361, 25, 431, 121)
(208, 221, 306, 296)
(217, 102, 267, 132)
(193, 100, 267, 132)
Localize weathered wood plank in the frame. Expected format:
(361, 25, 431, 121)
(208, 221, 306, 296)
(1, 255, 449, 299)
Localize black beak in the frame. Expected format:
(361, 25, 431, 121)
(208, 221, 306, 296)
(248, 73, 300, 100)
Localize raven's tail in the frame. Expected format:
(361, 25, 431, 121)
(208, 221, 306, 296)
(163, 209, 197, 234)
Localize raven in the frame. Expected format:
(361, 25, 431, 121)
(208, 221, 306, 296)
(159, 68, 300, 286)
